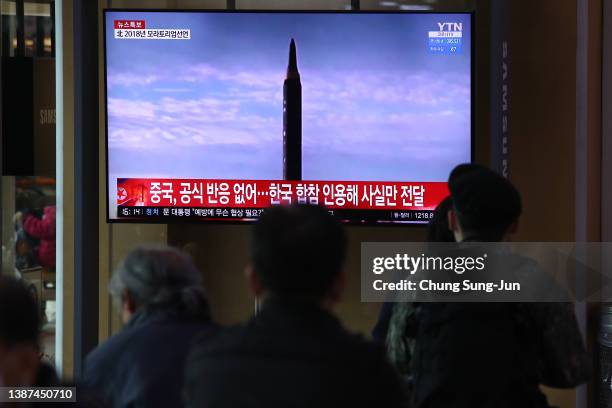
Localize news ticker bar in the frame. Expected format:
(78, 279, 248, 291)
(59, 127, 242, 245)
(117, 179, 449, 211)
(117, 206, 434, 223)
(0, 387, 76, 403)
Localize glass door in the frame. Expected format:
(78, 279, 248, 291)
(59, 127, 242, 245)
(1, 0, 57, 366)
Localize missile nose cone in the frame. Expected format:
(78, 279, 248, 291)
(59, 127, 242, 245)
(288, 38, 298, 74)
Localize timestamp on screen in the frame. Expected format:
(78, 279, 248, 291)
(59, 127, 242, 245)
(413, 211, 434, 220)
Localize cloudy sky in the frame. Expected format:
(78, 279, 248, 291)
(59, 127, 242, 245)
(106, 11, 471, 186)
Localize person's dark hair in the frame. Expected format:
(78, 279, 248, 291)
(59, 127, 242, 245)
(426, 196, 455, 242)
(448, 163, 522, 241)
(251, 204, 347, 300)
(0, 277, 40, 347)
(448, 163, 480, 184)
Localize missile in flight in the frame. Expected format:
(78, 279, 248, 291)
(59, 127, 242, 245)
(283, 38, 302, 181)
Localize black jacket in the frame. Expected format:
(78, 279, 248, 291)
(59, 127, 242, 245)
(372, 301, 395, 344)
(184, 298, 407, 408)
(83, 309, 216, 408)
(409, 301, 589, 408)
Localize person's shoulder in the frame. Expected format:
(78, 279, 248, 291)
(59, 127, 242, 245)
(84, 327, 133, 375)
(86, 330, 125, 360)
(188, 315, 386, 365)
(519, 301, 576, 323)
(342, 329, 389, 363)
(189, 323, 246, 357)
(336, 329, 407, 404)
(93, 318, 214, 354)
(84, 321, 156, 373)
(184, 323, 245, 391)
(35, 362, 60, 387)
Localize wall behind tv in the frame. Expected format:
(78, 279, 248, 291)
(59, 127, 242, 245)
(509, 1, 601, 408)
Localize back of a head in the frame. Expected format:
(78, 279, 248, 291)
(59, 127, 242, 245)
(448, 163, 522, 241)
(427, 196, 455, 243)
(110, 246, 210, 319)
(0, 277, 39, 347)
(251, 204, 347, 300)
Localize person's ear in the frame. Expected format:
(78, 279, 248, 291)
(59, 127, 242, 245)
(509, 220, 518, 234)
(245, 265, 264, 297)
(121, 289, 137, 324)
(122, 289, 137, 314)
(19, 345, 40, 386)
(448, 209, 458, 232)
(504, 219, 519, 240)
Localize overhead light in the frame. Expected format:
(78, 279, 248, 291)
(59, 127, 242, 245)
(380, 1, 398, 6)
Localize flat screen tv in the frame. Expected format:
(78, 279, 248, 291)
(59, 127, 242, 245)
(104, 10, 472, 224)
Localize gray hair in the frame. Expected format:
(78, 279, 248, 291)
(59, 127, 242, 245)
(110, 246, 209, 319)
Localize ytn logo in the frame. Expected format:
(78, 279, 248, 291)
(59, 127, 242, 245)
(437, 22, 463, 32)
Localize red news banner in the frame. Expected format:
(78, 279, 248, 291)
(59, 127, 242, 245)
(113, 20, 146, 29)
(117, 179, 449, 211)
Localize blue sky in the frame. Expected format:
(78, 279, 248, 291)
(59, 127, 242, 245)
(106, 11, 471, 191)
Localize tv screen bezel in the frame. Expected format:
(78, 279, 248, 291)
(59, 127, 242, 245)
(103, 8, 475, 226)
